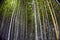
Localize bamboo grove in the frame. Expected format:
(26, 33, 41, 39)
(0, 0, 60, 40)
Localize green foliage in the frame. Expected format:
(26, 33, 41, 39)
(0, 0, 18, 17)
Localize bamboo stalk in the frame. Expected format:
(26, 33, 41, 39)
(47, 0, 59, 40)
(32, 0, 38, 40)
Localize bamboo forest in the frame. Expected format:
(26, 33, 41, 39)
(0, 0, 60, 40)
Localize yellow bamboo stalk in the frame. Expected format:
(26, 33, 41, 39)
(49, 0, 59, 39)
(46, 0, 59, 40)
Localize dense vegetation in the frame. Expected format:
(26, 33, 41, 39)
(0, 0, 60, 40)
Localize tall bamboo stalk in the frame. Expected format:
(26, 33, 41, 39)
(47, 0, 59, 40)
(32, 0, 38, 40)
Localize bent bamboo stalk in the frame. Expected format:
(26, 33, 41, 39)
(47, 0, 59, 40)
